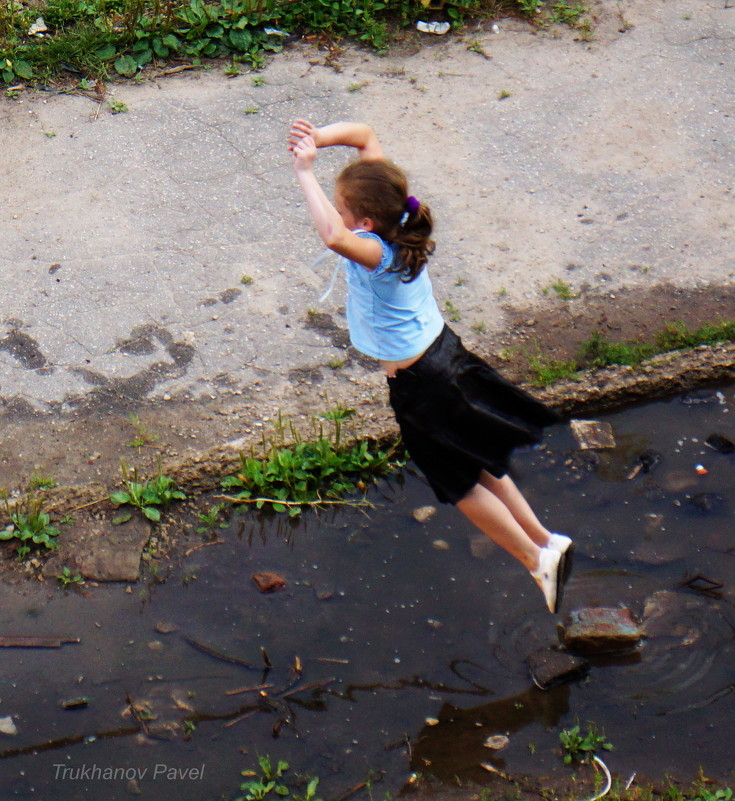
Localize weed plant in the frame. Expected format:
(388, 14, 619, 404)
(237, 756, 322, 801)
(1, 0, 579, 85)
(559, 723, 612, 764)
(0, 493, 61, 558)
(110, 462, 187, 522)
(221, 408, 405, 517)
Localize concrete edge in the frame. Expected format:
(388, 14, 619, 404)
(36, 340, 735, 517)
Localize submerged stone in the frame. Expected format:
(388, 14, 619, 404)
(528, 647, 589, 690)
(569, 420, 616, 450)
(0, 716, 17, 735)
(562, 607, 642, 653)
(688, 492, 726, 513)
(413, 505, 437, 523)
(251, 571, 286, 593)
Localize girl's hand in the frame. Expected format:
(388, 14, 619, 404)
(291, 134, 318, 173)
(288, 119, 321, 151)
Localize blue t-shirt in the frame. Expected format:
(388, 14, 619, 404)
(344, 232, 444, 361)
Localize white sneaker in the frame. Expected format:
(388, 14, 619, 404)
(548, 533, 573, 555)
(531, 547, 563, 614)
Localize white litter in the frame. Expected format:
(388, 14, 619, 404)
(28, 17, 48, 35)
(417, 21, 450, 34)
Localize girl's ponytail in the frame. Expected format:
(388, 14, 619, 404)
(391, 200, 435, 282)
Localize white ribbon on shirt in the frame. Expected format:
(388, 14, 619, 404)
(309, 228, 366, 304)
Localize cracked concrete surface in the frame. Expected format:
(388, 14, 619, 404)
(0, 0, 733, 491)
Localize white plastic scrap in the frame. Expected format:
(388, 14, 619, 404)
(416, 21, 450, 34)
(308, 249, 341, 303)
(28, 17, 48, 35)
(578, 756, 612, 801)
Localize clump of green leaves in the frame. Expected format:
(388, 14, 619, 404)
(57, 566, 84, 587)
(542, 279, 577, 300)
(559, 723, 613, 765)
(28, 471, 56, 491)
(108, 98, 128, 113)
(549, 0, 587, 26)
(222, 408, 404, 517)
(237, 757, 323, 801)
(0, 493, 60, 558)
(127, 413, 159, 448)
(443, 300, 461, 322)
(196, 503, 228, 534)
(691, 789, 734, 801)
(110, 463, 187, 523)
(528, 352, 578, 386)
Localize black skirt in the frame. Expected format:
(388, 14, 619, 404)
(387, 325, 560, 504)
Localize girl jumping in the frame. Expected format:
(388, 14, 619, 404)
(288, 120, 571, 613)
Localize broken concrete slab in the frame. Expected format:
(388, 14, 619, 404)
(42, 516, 151, 582)
(528, 647, 590, 690)
(569, 420, 616, 450)
(562, 607, 642, 653)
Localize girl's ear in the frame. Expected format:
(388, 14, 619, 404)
(359, 217, 375, 232)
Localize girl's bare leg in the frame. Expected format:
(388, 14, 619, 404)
(456, 483, 541, 572)
(478, 471, 552, 547)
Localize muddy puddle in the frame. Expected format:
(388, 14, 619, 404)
(1, 385, 735, 800)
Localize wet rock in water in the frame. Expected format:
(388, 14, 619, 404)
(313, 582, 335, 600)
(413, 505, 437, 523)
(61, 697, 90, 709)
(155, 622, 178, 634)
(569, 420, 616, 450)
(432, 539, 450, 550)
(251, 571, 286, 593)
(638, 449, 661, 472)
(642, 590, 706, 639)
(705, 432, 735, 454)
(562, 607, 642, 653)
(688, 492, 726, 514)
(0, 716, 17, 735)
(483, 734, 510, 750)
(628, 449, 662, 478)
(528, 647, 590, 690)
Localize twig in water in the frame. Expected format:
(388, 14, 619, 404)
(224, 683, 274, 697)
(224, 710, 257, 729)
(280, 678, 336, 699)
(218, 494, 374, 510)
(181, 636, 257, 670)
(183, 540, 224, 557)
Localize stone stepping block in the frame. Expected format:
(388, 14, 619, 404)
(561, 607, 642, 654)
(528, 647, 590, 690)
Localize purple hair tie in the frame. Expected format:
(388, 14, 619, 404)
(400, 195, 421, 226)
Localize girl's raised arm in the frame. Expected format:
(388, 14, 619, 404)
(289, 120, 384, 161)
